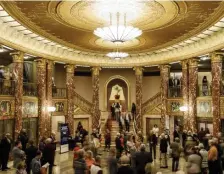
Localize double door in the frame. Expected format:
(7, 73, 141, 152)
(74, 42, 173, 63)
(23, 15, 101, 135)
(22, 118, 38, 144)
(0, 119, 14, 139)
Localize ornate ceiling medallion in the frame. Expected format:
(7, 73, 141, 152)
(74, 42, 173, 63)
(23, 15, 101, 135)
(94, 12, 142, 44)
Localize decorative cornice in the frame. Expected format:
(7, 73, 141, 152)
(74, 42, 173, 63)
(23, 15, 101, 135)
(160, 65, 170, 72)
(36, 59, 46, 68)
(11, 51, 24, 63)
(65, 64, 76, 73)
(188, 58, 199, 67)
(91, 67, 101, 76)
(210, 52, 223, 63)
(133, 67, 144, 76)
(181, 60, 188, 70)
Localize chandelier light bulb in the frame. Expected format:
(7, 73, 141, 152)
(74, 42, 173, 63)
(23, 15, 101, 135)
(107, 51, 129, 60)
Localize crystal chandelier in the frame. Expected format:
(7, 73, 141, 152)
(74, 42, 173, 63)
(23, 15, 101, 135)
(94, 12, 142, 44)
(107, 51, 129, 60)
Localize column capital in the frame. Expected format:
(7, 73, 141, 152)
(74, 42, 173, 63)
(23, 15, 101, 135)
(210, 52, 223, 63)
(188, 58, 198, 67)
(91, 66, 101, 76)
(160, 64, 170, 72)
(10, 51, 24, 63)
(133, 66, 143, 76)
(47, 60, 54, 70)
(65, 64, 76, 73)
(36, 59, 46, 68)
(181, 60, 188, 70)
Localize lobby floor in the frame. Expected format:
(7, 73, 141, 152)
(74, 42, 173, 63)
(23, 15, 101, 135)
(0, 146, 186, 174)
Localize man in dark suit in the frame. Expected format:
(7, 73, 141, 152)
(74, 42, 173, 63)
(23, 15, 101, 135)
(115, 133, 122, 159)
(42, 138, 55, 174)
(1, 133, 12, 171)
(25, 140, 38, 174)
(135, 144, 153, 174)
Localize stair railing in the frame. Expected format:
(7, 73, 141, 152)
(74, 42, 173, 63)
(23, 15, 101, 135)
(141, 92, 161, 115)
(73, 91, 93, 114)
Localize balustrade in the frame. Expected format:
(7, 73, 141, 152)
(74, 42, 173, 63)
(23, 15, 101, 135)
(0, 79, 15, 95)
(168, 85, 182, 98)
(52, 88, 67, 98)
(23, 82, 37, 96)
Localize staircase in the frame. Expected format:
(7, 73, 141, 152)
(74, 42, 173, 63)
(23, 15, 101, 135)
(102, 119, 134, 147)
(141, 92, 161, 115)
(73, 91, 93, 114)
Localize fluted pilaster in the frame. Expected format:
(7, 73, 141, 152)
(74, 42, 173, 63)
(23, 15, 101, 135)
(160, 65, 170, 131)
(46, 60, 54, 136)
(181, 60, 189, 131)
(134, 66, 143, 132)
(211, 52, 223, 137)
(91, 67, 101, 129)
(37, 59, 47, 138)
(11, 51, 24, 139)
(188, 58, 198, 133)
(65, 64, 75, 135)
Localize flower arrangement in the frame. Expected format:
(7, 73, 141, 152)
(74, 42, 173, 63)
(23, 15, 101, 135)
(114, 85, 121, 99)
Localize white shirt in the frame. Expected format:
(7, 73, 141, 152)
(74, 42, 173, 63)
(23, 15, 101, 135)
(90, 164, 102, 174)
(152, 127, 159, 137)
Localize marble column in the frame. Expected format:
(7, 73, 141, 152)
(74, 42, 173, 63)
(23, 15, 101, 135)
(37, 59, 47, 138)
(188, 58, 198, 133)
(46, 60, 53, 136)
(211, 52, 223, 137)
(65, 64, 75, 135)
(91, 67, 101, 130)
(11, 52, 24, 139)
(160, 65, 170, 132)
(181, 60, 189, 131)
(134, 67, 143, 132)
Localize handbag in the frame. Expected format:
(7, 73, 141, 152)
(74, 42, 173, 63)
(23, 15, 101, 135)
(40, 167, 47, 174)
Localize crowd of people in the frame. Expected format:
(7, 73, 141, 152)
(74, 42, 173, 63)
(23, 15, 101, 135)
(0, 129, 57, 174)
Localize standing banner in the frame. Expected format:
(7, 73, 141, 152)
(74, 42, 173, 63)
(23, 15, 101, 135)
(60, 123, 69, 153)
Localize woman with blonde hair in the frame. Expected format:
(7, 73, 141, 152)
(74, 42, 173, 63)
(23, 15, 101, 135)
(16, 162, 27, 174)
(85, 150, 95, 173)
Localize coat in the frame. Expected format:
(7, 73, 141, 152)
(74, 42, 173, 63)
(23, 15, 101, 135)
(12, 147, 25, 168)
(170, 142, 182, 158)
(186, 154, 202, 174)
(135, 151, 153, 174)
(42, 143, 55, 165)
(107, 156, 117, 174)
(1, 137, 11, 155)
(117, 165, 134, 174)
(25, 145, 38, 166)
(160, 138, 168, 153)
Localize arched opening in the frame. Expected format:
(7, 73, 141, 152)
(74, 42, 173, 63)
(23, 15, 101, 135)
(106, 78, 129, 111)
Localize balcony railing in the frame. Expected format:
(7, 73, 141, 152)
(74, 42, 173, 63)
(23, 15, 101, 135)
(198, 84, 212, 97)
(168, 86, 182, 98)
(0, 79, 15, 95)
(23, 83, 37, 96)
(53, 88, 67, 98)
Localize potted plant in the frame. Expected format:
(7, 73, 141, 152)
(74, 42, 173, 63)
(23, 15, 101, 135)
(114, 85, 121, 100)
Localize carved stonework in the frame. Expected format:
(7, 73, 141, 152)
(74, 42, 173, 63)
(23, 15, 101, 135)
(211, 53, 222, 137)
(66, 64, 75, 135)
(91, 67, 101, 129)
(37, 59, 47, 138)
(12, 52, 24, 139)
(188, 58, 198, 133)
(46, 60, 53, 136)
(160, 65, 170, 131)
(134, 67, 143, 131)
(181, 60, 189, 130)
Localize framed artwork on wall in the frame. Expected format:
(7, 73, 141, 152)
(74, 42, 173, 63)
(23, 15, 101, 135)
(0, 101, 11, 116)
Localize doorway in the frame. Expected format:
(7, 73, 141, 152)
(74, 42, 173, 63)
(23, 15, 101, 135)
(22, 118, 38, 144)
(146, 118, 161, 135)
(0, 119, 14, 139)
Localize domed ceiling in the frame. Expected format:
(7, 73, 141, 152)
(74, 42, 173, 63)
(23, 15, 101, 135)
(0, 1, 224, 67)
(1, 1, 224, 54)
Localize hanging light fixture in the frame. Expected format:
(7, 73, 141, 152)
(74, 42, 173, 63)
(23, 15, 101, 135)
(107, 49, 129, 60)
(94, 12, 142, 44)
